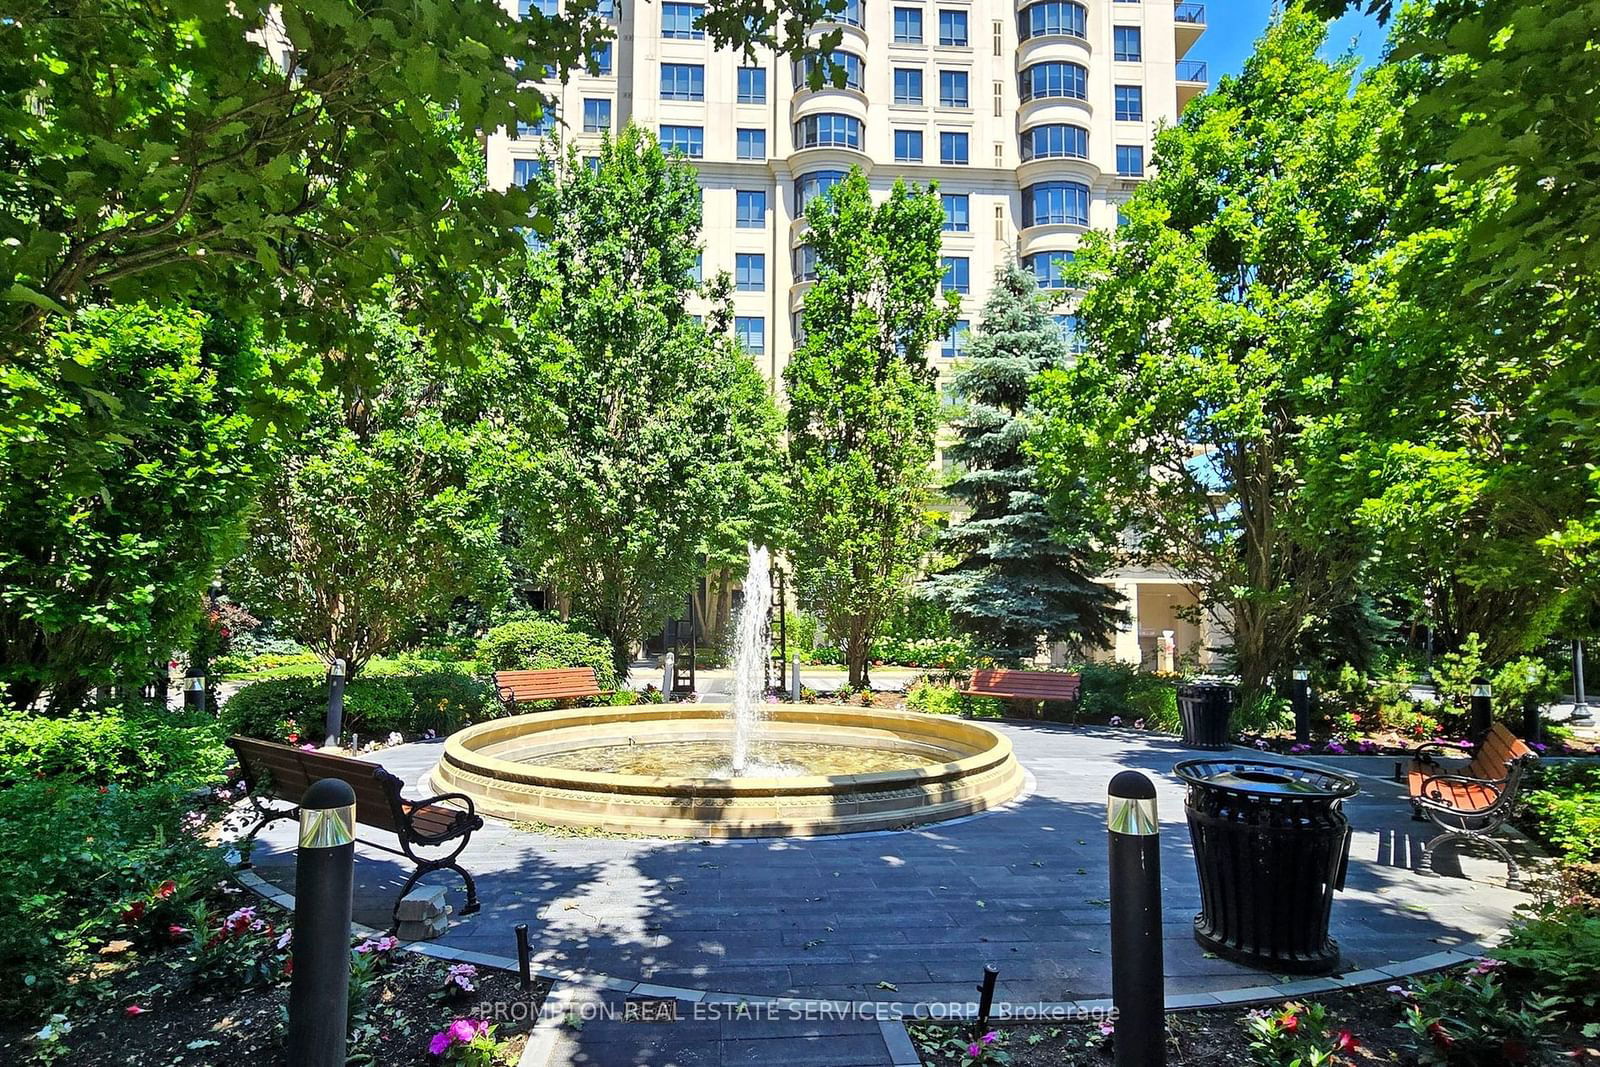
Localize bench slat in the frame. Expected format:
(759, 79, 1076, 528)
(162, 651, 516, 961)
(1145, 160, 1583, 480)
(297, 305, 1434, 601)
(493, 667, 609, 707)
(961, 669, 1081, 701)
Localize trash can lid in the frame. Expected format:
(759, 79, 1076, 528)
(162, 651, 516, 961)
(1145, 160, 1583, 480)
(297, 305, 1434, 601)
(1173, 759, 1358, 800)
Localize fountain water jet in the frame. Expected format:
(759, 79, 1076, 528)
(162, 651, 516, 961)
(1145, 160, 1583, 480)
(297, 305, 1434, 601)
(728, 544, 772, 774)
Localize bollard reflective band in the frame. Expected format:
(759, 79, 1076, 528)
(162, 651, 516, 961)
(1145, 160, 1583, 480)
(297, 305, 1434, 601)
(1107, 794, 1159, 836)
(299, 804, 355, 848)
(1472, 683, 1492, 697)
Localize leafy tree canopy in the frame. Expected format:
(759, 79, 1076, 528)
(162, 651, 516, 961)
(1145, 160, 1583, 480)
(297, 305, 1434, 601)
(785, 169, 957, 687)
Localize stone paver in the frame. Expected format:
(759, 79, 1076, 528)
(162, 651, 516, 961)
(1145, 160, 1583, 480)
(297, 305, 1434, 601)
(244, 721, 1526, 1018)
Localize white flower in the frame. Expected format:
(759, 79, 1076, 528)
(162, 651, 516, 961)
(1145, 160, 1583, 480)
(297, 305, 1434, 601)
(387, 731, 404, 747)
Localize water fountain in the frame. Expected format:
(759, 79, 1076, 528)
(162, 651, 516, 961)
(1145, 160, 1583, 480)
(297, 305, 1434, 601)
(427, 549, 1026, 837)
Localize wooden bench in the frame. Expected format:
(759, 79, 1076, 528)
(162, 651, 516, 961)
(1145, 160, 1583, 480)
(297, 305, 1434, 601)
(227, 736, 483, 923)
(1407, 722, 1539, 884)
(492, 667, 613, 712)
(960, 668, 1082, 713)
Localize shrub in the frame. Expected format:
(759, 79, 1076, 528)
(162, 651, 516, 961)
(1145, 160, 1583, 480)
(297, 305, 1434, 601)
(1129, 684, 1180, 733)
(0, 780, 228, 1020)
(476, 617, 619, 690)
(1398, 966, 1559, 1065)
(1079, 663, 1179, 730)
(1520, 763, 1600, 863)
(214, 650, 325, 677)
(870, 635, 981, 670)
(905, 681, 1004, 719)
(1498, 907, 1600, 1022)
(1243, 1001, 1358, 1066)
(219, 676, 325, 740)
(397, 671, 493, 733)
(222, 672, 495, 741)
(0, 706, 227, 789)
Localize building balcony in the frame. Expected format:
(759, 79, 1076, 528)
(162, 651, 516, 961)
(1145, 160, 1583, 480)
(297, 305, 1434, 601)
(1174, 3, 1205, 60)
(1176, 59, 1208, 113)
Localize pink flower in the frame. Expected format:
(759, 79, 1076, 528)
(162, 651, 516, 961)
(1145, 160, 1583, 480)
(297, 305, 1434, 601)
(1471, 957, 1504, 974)
(981, 1030, 999, 1044)
(448, 1018, 488, 1044)
(1335, 1031, 1359, 1052)
(124, 1004, 146, 1017)
(1098, 1020, 1114, 1036)
(967, 1043, 982, 1057)
(277, 929, 293, 950)
(447, 963, 478, 992)
(1108, 716, 1123, 726)
(155, 879, 177, 899)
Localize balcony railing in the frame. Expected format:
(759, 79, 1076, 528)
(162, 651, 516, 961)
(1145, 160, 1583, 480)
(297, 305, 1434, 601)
(1174, 3, 1206, 25)
(1176, 59, 1209, 83)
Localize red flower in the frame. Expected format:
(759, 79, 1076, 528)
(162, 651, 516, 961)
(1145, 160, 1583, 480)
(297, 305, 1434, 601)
(155, 879, 177, 899)
(1428, 1021, 1455, 1049)
(286, 732, 300, 743)
(284, 958, 294, 976)
(98, 785, 108, 794)
(1335, 1031, 1359, 1052)
(167, 924, 189, 939)
(121, 901, 146, 925)
(124, 1004, 147, 1017)
(1277, 1012, 1299, 1034)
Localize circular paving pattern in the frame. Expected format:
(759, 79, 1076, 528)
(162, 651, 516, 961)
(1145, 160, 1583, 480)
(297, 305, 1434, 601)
(244, 719, 1527, 1008)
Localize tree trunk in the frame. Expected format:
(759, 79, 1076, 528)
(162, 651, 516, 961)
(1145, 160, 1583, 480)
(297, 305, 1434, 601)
(846, 616, 871, 689)
(5, 677, 45, 712)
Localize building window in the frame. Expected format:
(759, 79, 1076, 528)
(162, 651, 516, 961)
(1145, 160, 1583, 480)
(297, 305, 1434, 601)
(1017, 1, 1087, 41)
(735, 316, 766, 354)
(795, 170, 847, 212)
(993, 19, 1003, 55)
(993, 80, 1003, 117)
(941, 193, 969, 232)
(942, 318, 970, 357)
(828, 0, 864, 26)
(736, 128, 767, 160)
(1115, 85, 1144, 121)
(1022, 180, 1091, 227)
(517, 107, 555, 138)
(1116, 144, 1145, 176)
(661, 63, 705, 101)
(735, 253, 766, 291)
(893, 68, 924, 105)
(893, 128, 924, 162)
(1023, 250, 1073, 288)
(937, 9, 968, 45)
(794, 243, 818, 281)
(1113, 25, 1142, 61)
(939, 130, 969, 165)
(938, 70, 969, 108)
(795, 51, 865, 91)
(518, 0, 557, 17)
(584, 155, 600, 171)
(512, 158, 543, 187)
(737, 67, 767, 104)
(941, 255, 970, 293)
(690, 253, 703, 283)
(736, 189, 768, 228)
(582, 98, 612, 133)
(794, 113, 863, 150)
(1020, 123, 1089, 161)
(893, 5, 923, 42)
(661, 2, 705, 38)
(1054, 313, 1088, 354)
(660, 124, 704, 158)
(1019, 61, 1087, 101)
(589, 42, 613, 75)
(993, 203, 1005, 240)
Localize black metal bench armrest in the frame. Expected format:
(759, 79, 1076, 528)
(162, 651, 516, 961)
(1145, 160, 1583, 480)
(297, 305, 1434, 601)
(403, 791, 483, 844)
(1414, 774, 1507, 815)
(1407, 742, 1448, 765)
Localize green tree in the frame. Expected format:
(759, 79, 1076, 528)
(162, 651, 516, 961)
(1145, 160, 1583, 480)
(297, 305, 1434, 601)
(784, 169, 957, 687)
(0, 304, 302, 709)
(0, 0, 838, 361)
(502, 127, 786, 674)
(921, 260, 1124, 663)
(1031, 11, 1394, 700)
(232, 306, 509, 677)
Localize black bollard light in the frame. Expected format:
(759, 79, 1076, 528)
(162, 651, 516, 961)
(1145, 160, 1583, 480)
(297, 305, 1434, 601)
(1291, 668, 1311, 745)
(515, 923, 532, 989)
(324, 658, 347, 748)
(1574, 639, 1593, 725)
(1470, 676, 1492, 740)
(975, 965, 998, 1031)
(1107, 770, 1165, 1067)
(183, 666, 207, 714)
(287, 778, 356, 1067)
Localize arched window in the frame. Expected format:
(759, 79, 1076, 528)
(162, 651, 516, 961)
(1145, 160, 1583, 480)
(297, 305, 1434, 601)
(1018, 62, 1088, 102)
(794, 51, 865, 91)
(1020, 124, 1089, 161)
(1022, 181, 1091, 227)
(1017, 1, 1087, 42)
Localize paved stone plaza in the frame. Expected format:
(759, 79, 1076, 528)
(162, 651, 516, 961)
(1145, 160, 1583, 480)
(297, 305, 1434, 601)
(245, 720, 1527, 1063)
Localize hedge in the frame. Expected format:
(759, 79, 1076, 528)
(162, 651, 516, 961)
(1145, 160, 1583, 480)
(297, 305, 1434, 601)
(220, 671, 494, 742)
(476, 617, 619, 690)
(0, 706, 228, 789)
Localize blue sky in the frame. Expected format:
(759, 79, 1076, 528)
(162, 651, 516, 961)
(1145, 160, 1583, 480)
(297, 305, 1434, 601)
(1199, 2, 1388, 79)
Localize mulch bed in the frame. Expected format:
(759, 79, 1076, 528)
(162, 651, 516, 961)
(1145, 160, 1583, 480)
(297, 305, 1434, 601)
(906, 982, 1574, 1066)
(0, 897, 550, 1066)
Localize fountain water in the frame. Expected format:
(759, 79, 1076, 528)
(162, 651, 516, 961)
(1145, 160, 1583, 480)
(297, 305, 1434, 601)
(728, 544, 773, 774)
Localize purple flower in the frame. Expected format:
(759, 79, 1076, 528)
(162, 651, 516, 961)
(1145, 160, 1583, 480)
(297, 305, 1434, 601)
(1109, 716, 1123, 727)
(1098, 1020, 1115, 1036)
(967, 1043, 982, 1057)
(447, 963, 478, 992)
(1289, 743, 1311, 754)
(981, 1030, 999, 1044)
(448, 1018, 487, 1044)
(1532, 742, 1548, 753)
(1325, 741, 1346, 754)
(1254, 739, 1269, 750)
(428, 1029, 453, 1056)
(1457, 739, 1473, 750)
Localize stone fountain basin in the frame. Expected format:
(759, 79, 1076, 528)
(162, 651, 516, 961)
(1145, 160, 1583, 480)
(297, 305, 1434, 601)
(427, 704, 1026, 838)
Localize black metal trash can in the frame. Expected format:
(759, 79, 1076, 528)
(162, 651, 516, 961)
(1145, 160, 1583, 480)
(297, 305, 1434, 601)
(1174, 759, 1358, 975)
(1177, 683, 1235, 749)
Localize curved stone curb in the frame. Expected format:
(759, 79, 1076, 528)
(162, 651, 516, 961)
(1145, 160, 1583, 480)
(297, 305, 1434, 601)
(231, 865, 1497, 1020)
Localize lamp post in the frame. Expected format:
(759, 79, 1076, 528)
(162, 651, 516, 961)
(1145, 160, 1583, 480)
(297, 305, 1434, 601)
(324, 658, 347, 749)
(1470, 676, 1493, 739)
(1523, 661, 1542, 744)
(1574, 639, 1592, 725)
(1291, 668, 1311, 745)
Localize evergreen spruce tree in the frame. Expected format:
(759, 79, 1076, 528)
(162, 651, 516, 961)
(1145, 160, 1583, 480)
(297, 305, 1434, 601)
(922, 260, 1124, 663)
